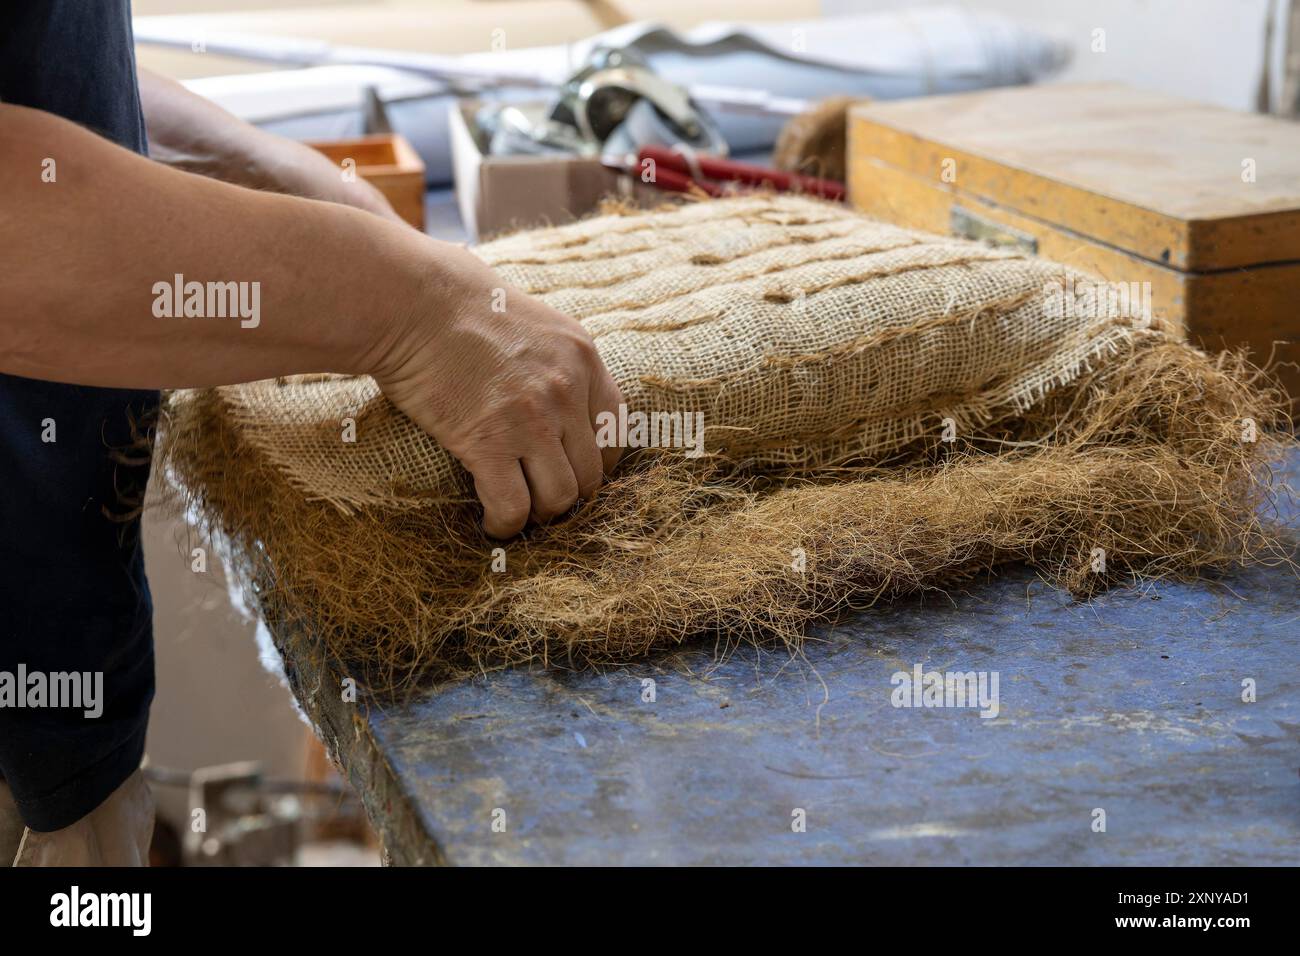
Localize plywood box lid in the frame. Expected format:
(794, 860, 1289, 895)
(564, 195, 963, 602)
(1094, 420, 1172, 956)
(849, 83, 1300, 271)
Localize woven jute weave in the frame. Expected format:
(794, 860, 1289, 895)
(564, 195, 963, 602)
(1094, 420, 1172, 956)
(206, 195, 1154, 513)
(161, 196, 1290, 689)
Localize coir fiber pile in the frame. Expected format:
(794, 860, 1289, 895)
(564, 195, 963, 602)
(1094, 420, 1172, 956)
(160, 196, 1292, 691)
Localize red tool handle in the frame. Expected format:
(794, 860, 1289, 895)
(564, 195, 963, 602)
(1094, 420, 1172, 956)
(639, 145, 846, 201)
(643, 163, 725, 197)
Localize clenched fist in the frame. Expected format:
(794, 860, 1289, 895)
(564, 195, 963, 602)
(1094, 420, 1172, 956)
(372, 244, 624, 538)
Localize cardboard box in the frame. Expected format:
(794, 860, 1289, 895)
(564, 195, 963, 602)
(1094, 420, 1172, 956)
(307, 133, 426, 230)
(848, 83, 1300, 398)
(449, 99, 661, 241)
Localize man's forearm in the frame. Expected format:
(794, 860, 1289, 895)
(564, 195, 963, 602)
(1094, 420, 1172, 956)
(136, 68, 401, 222)
(1, 102, 458, 389)
(4, 100, 624, 537)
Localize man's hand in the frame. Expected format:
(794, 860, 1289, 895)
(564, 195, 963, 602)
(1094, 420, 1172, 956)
(2, 102, 622, 537)
(135, 69, 628, 531)
(372, 246, 624, 538)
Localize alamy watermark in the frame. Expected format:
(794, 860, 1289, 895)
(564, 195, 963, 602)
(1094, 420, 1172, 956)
(0, 665, 102, 718)
(1044, 277, 1152, 328)
(50, 886, 150, 936)
(595, 403, 705, 458)
(152, 273, 261, 328)
(891, 663, 1000, 719)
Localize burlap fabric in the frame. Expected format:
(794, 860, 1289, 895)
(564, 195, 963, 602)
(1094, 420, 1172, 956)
(188, 195, 1155, 513)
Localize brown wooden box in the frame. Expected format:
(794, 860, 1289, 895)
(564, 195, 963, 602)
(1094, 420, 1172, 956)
(848, 83, 1300, 398)
(307, 133, 425, 230)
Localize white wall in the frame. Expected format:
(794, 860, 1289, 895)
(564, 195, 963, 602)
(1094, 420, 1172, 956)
(827, 0, 1287, 112)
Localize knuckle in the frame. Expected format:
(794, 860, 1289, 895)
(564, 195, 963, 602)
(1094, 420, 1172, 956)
(536, 480, 579, 519)
(571, 332, 599, 361)
(457, 437, 512, 471)
(573, 445, 604, 496)
(542, 369, 580, 399)
(510, 392, 545, 420)
(489, 500, 530, 536)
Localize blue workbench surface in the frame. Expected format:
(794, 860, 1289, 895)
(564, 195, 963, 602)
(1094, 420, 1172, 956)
(365, 543, 1297, 866)
(334, 455, 1297, 865)
(280, 192, 1299, 866)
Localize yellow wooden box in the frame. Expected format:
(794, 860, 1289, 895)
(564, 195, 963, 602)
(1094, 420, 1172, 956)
(307, 133, 426, 231)
(848, 83, 1300, 398)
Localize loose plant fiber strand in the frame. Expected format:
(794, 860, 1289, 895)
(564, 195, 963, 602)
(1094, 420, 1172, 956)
(158, 199, 1293, 691)
(161, 345, 1292, 691)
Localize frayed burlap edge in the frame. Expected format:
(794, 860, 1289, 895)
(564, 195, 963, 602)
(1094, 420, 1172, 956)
(157, 337, 1295, 695)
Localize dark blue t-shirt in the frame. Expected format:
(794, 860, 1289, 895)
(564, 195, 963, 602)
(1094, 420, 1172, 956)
(1, 0, 157, 831)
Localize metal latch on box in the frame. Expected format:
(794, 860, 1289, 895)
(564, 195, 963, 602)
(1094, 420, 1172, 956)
(950, 205, 1038, 255)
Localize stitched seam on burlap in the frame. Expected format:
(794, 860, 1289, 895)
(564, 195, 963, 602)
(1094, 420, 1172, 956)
(486, 198, 842, 253)
(485, 217, 869, 267)
(512, 233, 927, 296)
(582, 241, 939, 332)
(571, 243, 1013, 318)
(590, 310, 729, 336)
